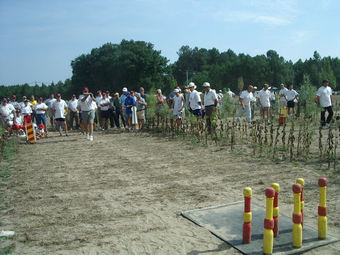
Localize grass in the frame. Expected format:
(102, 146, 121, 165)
(0, 136, 18, 255)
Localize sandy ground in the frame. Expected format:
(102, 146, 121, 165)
(0, 129, 339, 255)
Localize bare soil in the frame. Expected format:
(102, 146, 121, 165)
(0, 129, 339, 254)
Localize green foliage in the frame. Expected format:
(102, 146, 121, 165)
(298, 74, 318, 116)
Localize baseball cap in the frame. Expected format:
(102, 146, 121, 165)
(202, 82, 210, 87)
(135, 93, 141, 97)
(56, 93, 61, 97)
(2, 98, 7, 102)
(72, 94, 76, 97)
(122, 87, 128, 92)
(105, 90, 110, 94)
(97, 90, 101, 94)
(188, 82, 195, 88)
(174, 89, 180, 93)
(12, 95, 16, 99)
(83, 87, 89, 93)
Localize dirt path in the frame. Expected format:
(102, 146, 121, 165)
(1, 130, 339, 254)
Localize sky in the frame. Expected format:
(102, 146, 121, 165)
(0, 0, 339, 85)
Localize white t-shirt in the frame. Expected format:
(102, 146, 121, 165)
(189, 90, 201, 110)
(79, 95, 96, 111)
(53, 100, 67, 119)
(173, 94, 184, 115)
(0, 104, 15, 119)
(68, 99, 78, 112)
(14, 115, 24, 125)
(270, 91, 276, 101)
(258, 89, 271, 107)
(96, 96, 102, 106)
(204, 89, 218, 106)
(21, 105, 32, 115)
(34, 103, 48, 114)
(227, 91, 235, 97)
(317, 86, 333, 108)
(19, 101, 32, 109)
(285, 89, 298, 101)
(239, 90, 255, 106)
(9, 101, 20, 109)
(279, 88, 288, 102)
(45, 98, 57, 108)
(99, 98, 110, 111)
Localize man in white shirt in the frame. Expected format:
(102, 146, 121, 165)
(0, 98, 16, 132)
(203, 82, 218, 132)
(258, 84, 271, 123)
(68, 94, 79, 130)
(279, 83, 288, 108)
(285, 84, 299, 116)
(237, 85, 254, 123)
(96, 90, 103, 128)
(227, 88, 235, 98)
(188, 82, 202, 117)
(34, 97, 48, 134)
(52, 93, 68, 136)
(316, 79, 333, 128)
(9, 95, 20, 111)
(21, 99, 33, 124)
(80, 87, 96, 141)
(45, 94, 57, 128)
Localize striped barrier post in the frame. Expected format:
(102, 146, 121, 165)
(292, 183, 302, 248)
(318, 177, 328, 239)
(25, 122, 36, 144)
(296, 178, 304, 227)
(263, 187, 275, 255)
(271, 183, 280, 237)
(243, 187, 252, 243)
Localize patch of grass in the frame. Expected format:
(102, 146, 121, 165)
(0, 245, 15, 255)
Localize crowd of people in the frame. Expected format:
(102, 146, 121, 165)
(0, 79, 335, 142)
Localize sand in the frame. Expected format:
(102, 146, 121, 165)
(0, 130, 339, 254)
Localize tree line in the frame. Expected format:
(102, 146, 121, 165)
(1, 39, 339, 99)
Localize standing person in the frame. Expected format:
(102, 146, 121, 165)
(279, 83, 288, 108)
(68, 94, 79, 130)
(136, 93, 147, 130)
(226, 88, 235, 98)
(45, 94, 56, 128)
(113, 92, 122, 128)
(316, 79, 333, 128)
(217, 89, 224, 116)
(119, 87, 128, 128)
(188, 82, 202, 118)
(156, 89, 164, 110)
(172, 89, 185, 127)
(237, 85, 254, 123)
(95, 90, 103, 128)
(0, 98, 15, 133)
(81, 88, 96, 140)
(130, 91, 138, 130)
(183, 86, 191, 110)
(124, 92, 135, 131)
(99, 92, 110, 130)
(34, 97, 48, 134)
(12, 110, 25, 135)
(30, 95, 37, 122)
(139, 87, 148, 124)
(285, 84, 299, 116)
(251, 86, 258, 120)
(9, 95, 20, 111)
(52, 93, 68, 136)
(21, 99, 33, 124)
(258, 84, 271, 123)
(202, 82, 218, 132)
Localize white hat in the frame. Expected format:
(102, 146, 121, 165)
(188, 82, 195, 88)
(122, 87, 128, 92)
(174, 89, 180, 93)
(202, 82, 210, 87)
(254, 86, 258, 89)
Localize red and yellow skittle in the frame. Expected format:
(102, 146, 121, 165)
(25, 122, 36, 144)
(271, 183, 280, 237)
(243, 187, 252, 243)
(292, 183, 302, 248)
(296, 178, 305, 227)
(263, 187, 275, 254)
(318, 177, 328, 240)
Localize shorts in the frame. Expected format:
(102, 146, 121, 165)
(137, 110, 145, 120)
(125, 112, 132, 118)
(204, 105, 215, 116)
(101, 110, 110, 119)
(82, 110, 95, 124)
(12, 125, 25, 130)
(192, 109, 202, 116)
(287, 101, 295, 108)
(36, 114, 47, 125)
(55, 118, 66, 122)
(79, 112, 82, 121)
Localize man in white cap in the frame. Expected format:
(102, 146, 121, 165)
(188, 82, 202, 117)
(237, 85, 254, 123)
(173, 89, 185, 127)
(119, 87, 128, 128)
(202, 82, 218, 132)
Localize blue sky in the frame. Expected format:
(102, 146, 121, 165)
(0, 0, 339, 85)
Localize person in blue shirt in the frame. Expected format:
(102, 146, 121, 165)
(119, 87, 128, 128)
(124, 91, 136, 131)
